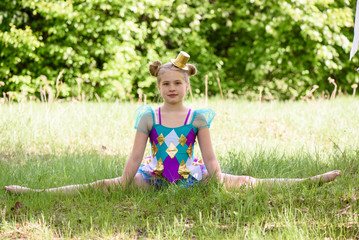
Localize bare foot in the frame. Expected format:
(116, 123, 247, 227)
(308, 170, 341, 183)
(5, 185, 39, 194)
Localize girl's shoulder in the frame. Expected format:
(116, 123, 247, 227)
(135, 104, 155, 117)
(134, 105, 155, 134)
(192, 107, 216, 129)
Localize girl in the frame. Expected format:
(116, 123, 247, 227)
(5, 51, 341, 194)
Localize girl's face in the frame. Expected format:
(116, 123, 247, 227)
(158, 70, 189, 105)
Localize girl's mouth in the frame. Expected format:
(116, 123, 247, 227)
(168, 94, 177, 98)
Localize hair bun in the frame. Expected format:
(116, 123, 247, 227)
(149, 60, 162, 77)
(186, 64, 197, 76)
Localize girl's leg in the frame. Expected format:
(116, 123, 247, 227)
(221, 170, 341, 189)
(4, 178, 122, 194)
(5, 173, 150, 194)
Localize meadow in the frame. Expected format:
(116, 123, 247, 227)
(0, 97, 358, 239)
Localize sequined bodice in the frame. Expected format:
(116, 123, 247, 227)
(149, 124, 198, 182)
(145, 108, 198, 183)
(137, 106, 215, 183)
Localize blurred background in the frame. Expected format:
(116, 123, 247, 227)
(0, 0, 357, 102)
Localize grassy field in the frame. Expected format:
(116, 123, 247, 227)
(0, 97, 358, 239)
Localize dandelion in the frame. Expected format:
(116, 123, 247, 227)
(55, 69, 64, 101)
(137, 88, 143, 103)
(328, 77, 337, 100)
(352, 84, 358, 97)
(216, 72, 224, 100)
(310, 85, 319, 101)
(205, 74, 208, 106)
(259, 88, 263, 103)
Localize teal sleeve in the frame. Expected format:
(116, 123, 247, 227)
(134, 105, 154, 134)
(192, 108, 216, 129)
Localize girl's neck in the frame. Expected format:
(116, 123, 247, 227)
(161, 102, 187, 112)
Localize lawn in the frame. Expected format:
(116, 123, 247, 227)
(0, 97, 358, 239)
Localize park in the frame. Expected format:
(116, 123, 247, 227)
(1, 0, 359, 239)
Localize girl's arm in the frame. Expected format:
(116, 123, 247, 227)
(197, 127, 222, 180)
(121, 130, 148, 187)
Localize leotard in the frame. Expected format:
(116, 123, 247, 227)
(134, 105, 215, 186)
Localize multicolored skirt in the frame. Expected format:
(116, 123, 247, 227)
(137, 156, 207, 187)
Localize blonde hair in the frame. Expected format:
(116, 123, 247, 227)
(149, 61, 197, 85)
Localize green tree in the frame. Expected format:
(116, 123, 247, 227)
(199, 0, 355, 99)
(0, 0, 356, 101)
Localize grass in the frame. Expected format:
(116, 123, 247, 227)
(0, 97, 358, 239)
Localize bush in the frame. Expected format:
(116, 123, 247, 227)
(0, 0, 356, 101)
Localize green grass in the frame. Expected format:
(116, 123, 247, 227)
(1, 97, 359, 239)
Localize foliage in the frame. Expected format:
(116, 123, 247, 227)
(203, 0, 357, 99)
(0, 0, 357, 101)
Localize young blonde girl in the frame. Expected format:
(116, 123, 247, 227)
(5, 51, 341, 194)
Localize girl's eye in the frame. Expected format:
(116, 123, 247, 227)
(163, 83, 169, 86)
(176, 82, 182, 85)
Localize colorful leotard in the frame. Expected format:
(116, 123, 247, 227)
(134, 105, 215, 186)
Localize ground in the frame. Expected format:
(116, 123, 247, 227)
(0, 97, 358, 239)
